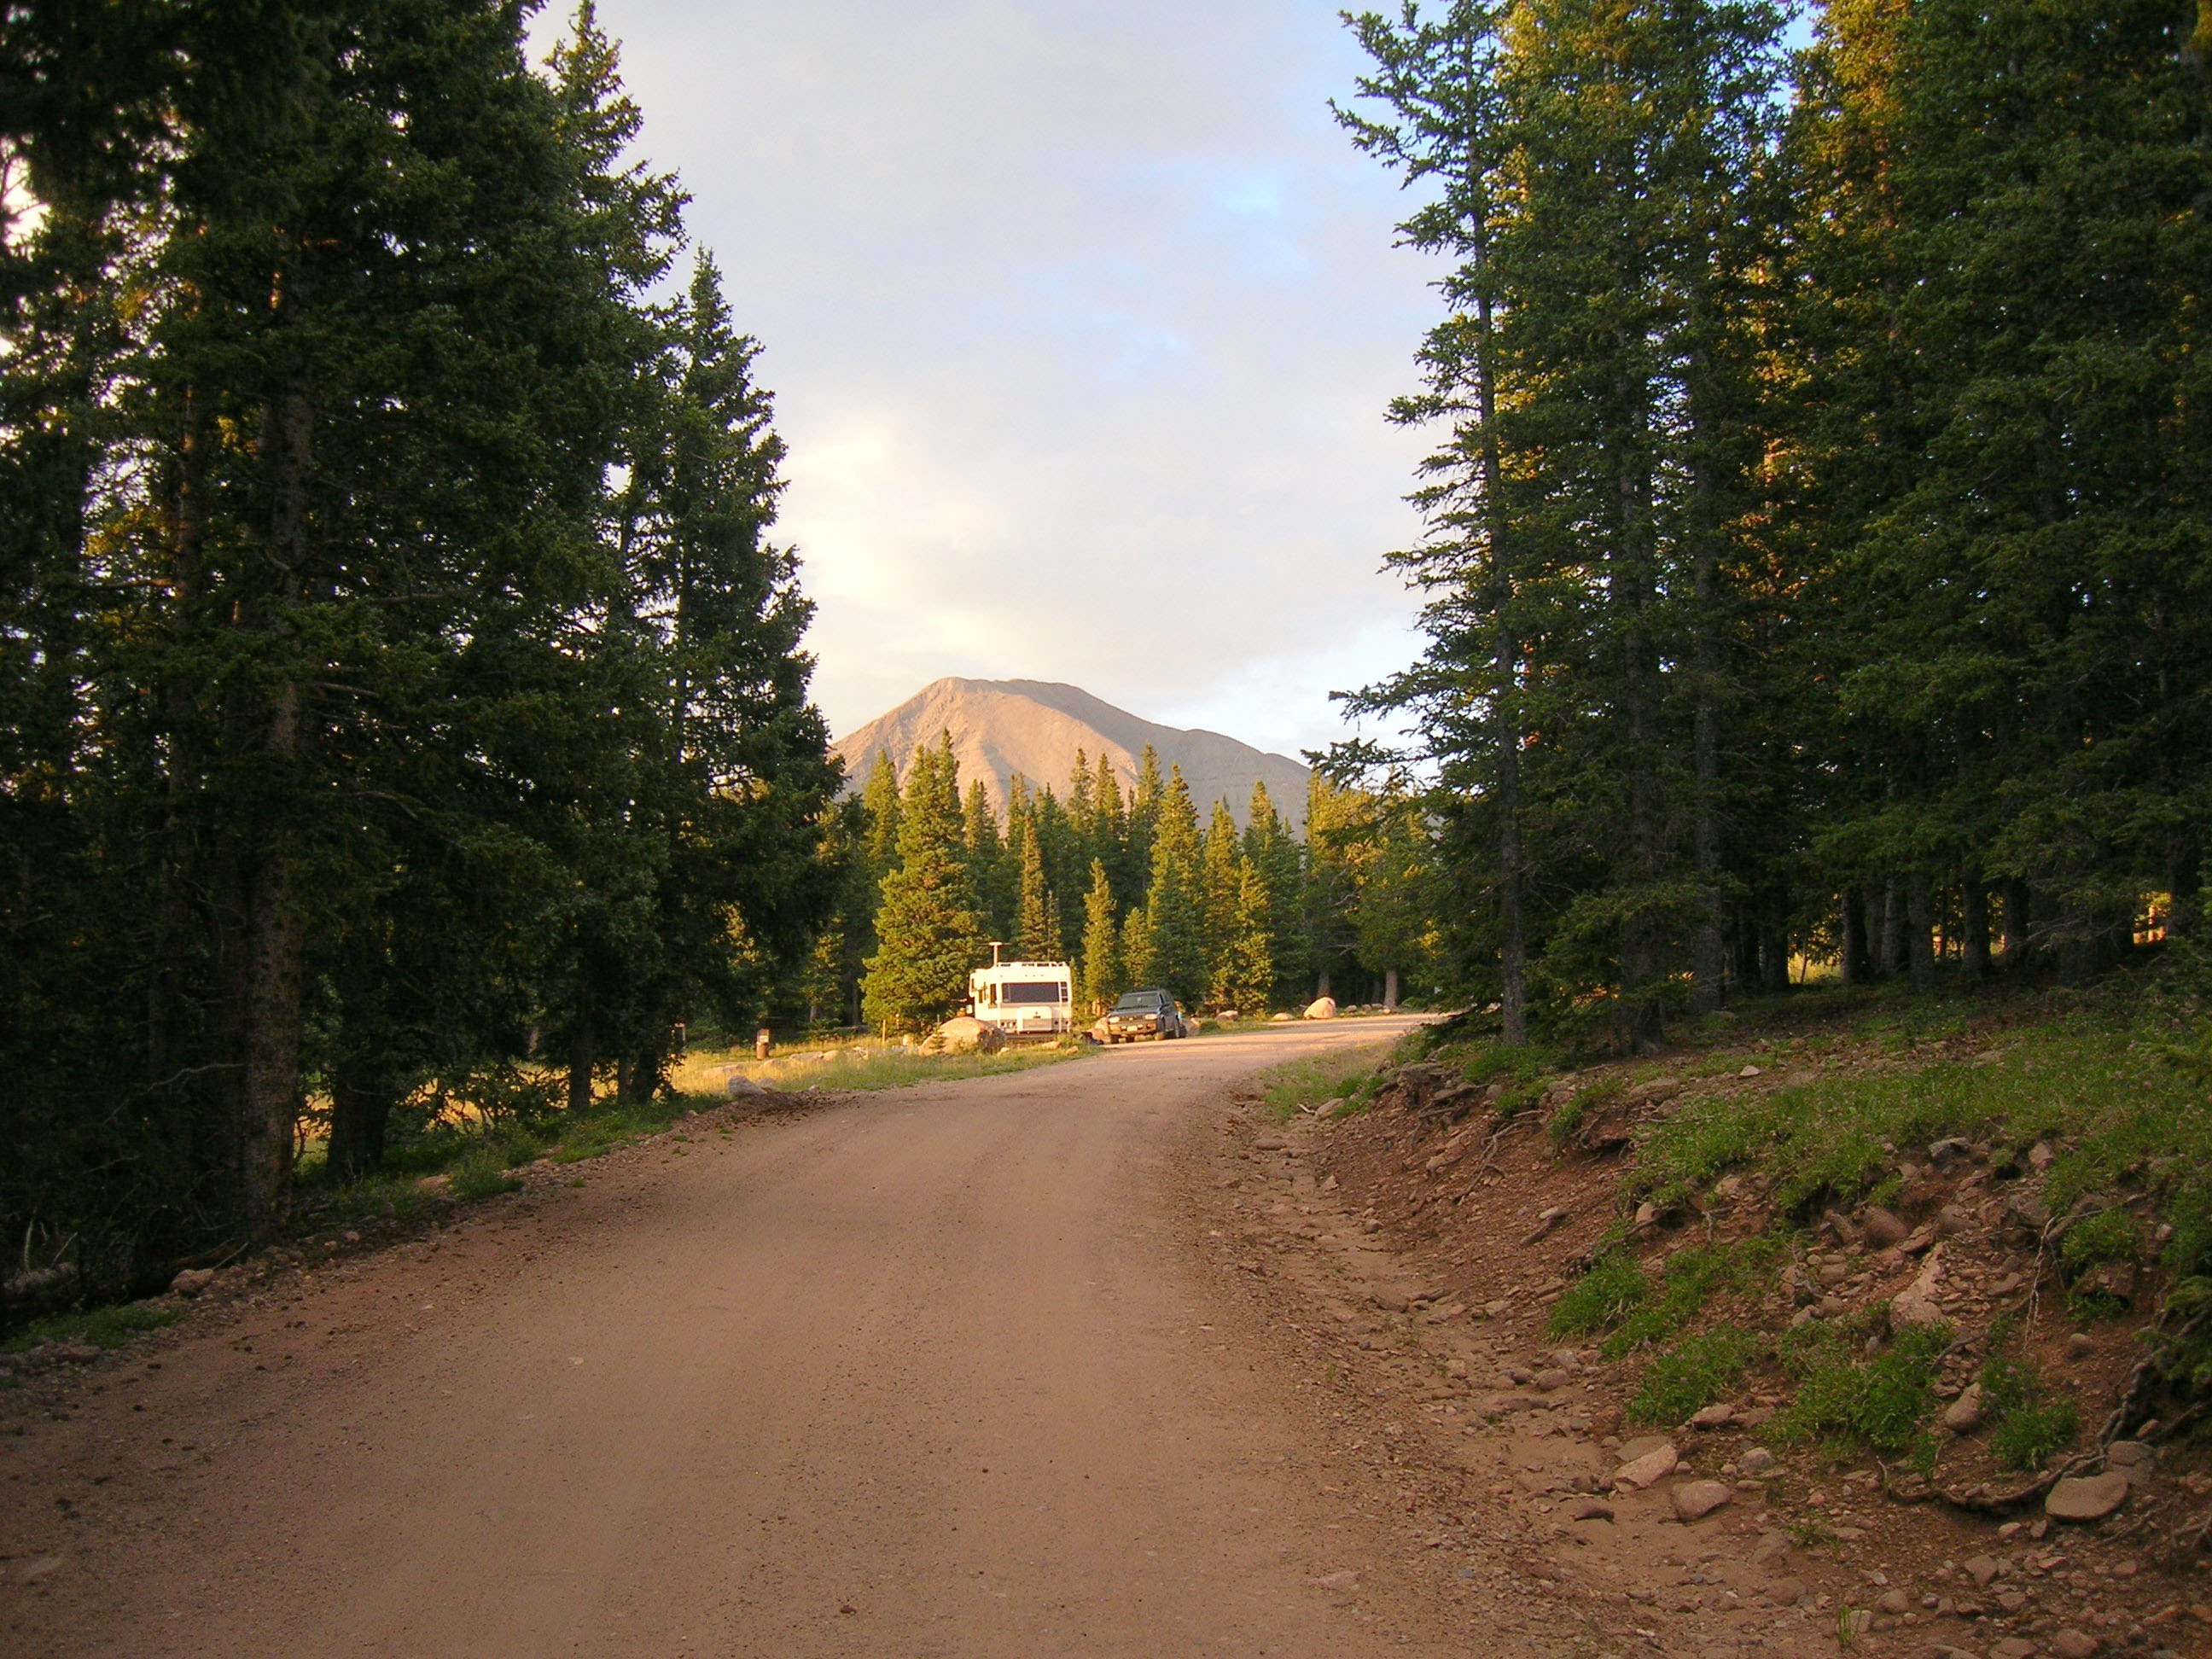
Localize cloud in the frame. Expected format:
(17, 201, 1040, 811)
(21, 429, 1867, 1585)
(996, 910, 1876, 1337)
(579, 0, 1443, 760)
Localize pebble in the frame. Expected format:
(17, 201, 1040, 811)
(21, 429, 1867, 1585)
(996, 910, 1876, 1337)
(1739, 1447, 1776, 1473)
(1690, 1403, 1734, 1429)
(1859, 1206, 1910, 1247)
(1570, 1499, 1615, 1522)
(171, 1267, 217, 1296)
(1990, 1639, 2038, 1659)
(2051, 1631, 2100, 1658)
(1612, 1442, 1680, 1491)
(2046, 1472, 2129, 1522)
(1671, 1480, 1732, 1522)
(2066, 1332, 2096, 1359)
(1944, 1382, 1985, 1433)
(1965, 1553, 2000, 1587)
(1876, 1588, 1911, 1615)
(1312, 1570, 1359, 1592)
(1534, 1367, 1574, 1392)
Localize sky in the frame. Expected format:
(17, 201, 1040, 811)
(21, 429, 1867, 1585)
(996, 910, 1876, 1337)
(576, 0, 1446, 762)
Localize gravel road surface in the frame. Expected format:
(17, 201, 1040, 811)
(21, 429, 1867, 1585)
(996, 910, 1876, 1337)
(3, 1017, 1498, 1659)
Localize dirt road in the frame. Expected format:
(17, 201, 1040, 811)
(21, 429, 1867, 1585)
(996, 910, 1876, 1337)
(4, 1018, 1511, 1659)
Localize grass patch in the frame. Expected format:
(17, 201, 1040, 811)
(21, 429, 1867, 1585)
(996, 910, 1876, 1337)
(676, 1041, 1084, 1097)
(1629, 1329, 1755, 1426)
(1779, 1318, 1951, 1458)
(1254, 1043, 1397, 1121)
(1551, 1254, 1650, 1336)
(1979, 1354, 2081, 1471)
(1628, 1018, 2203, 1231)
(1549, 1237, 1778, 1357)
(3, 1299, 182, 1355)
(447, 1143, 526, 1199)
(2060, 1206, 2139, 1276)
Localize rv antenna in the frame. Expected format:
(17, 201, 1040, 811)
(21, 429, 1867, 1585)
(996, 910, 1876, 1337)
(988, 940, 1004, 967)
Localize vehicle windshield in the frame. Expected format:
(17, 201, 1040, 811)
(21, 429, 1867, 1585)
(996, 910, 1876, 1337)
(1112, 992, 1161, 1011)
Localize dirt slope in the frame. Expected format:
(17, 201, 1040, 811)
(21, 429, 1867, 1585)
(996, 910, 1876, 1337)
(1, 1016, 1521, 1659)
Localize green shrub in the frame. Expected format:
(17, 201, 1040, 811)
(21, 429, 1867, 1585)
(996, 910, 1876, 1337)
(1979, 1354, 2080, 1470)
(1546, 1097, 1588, 1146)
(1630, 1329, 1754, 1426)
(2060, 1207, 2139, 1277)
(1991, 1399, 2080, 1471)
(1781, 1320, 1951, 1456)
(446, 1144, 523, 1200)
(1551, 1254, 1649, 1336)
(1603, 1238, 1777, 1357)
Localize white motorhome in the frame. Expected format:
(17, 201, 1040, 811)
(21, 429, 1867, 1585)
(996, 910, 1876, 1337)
(968, 956, 1073, 1041)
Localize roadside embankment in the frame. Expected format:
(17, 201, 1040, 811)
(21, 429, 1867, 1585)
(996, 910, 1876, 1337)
(1202, 989, 2212, 1659)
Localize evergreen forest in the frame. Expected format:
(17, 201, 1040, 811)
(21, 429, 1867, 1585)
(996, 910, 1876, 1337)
(2, 4, 837, 1286)
(818, 737, 1434, 1037)
(1333, 0, 2210, 1048)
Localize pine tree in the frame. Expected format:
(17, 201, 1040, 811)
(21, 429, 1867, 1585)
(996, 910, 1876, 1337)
(1015, 818, 1064, 960)
(1127, 745, 1165, 898)
(862, 742, 985, 1032)
(861, 751, 903, 876)
(1243, 780, 1310, 1006)
(1142, 765, 1209, 1006)
(1079, 859, 1122, 1013)
(1220, 859, 1277, 1016)
(1121, 899, 1161, 993)
(1200, 800, 1244, 1004)
(963, 778, 1012, 941)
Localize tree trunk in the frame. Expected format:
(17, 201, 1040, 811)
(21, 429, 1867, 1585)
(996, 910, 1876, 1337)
(2171, 839, 2203, 940)
(1469, 285, 1528, 1047)
(2002, 879, 2034, 967)
(568, 1011, 597, 1115)
(1840, 888, 1870, 984)
(1611, 350, 1666, 1048)
(1879, 880, 1905, 977)
(1961, 876, 1990, 979)
(1906, 874, 1936, 995)
(234, 381, 315, 1243)
(1383, 969, 1400, 1012)
(1686, 358, 1727, 1016)
(620, 1040, 665, 1105)
(1762, 919, 1790, 994)
(328, 1059, 393, 1180)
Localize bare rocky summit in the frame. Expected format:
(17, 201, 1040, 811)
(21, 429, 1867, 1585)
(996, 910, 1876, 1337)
(833, 677, 1312, 828)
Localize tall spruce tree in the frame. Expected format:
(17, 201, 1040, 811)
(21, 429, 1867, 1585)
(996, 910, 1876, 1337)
(1079, 858, 1122, 1013)
(862, 737, 984, 1031)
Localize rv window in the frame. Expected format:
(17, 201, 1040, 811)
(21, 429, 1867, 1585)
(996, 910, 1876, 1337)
(1000, 981, 1065, 1005)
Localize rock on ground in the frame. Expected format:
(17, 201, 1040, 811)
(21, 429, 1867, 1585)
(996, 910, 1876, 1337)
(2045, 1471, 2130, 1522)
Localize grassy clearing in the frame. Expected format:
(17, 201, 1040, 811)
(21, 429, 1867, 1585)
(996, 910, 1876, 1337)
(3, 1298, 182, 1355)
(1254, 1042, 1400, 1121)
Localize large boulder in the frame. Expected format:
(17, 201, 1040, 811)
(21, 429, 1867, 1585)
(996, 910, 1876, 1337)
(925, 1016, 1006, 1055)
(1302, 996, 1338, 1021)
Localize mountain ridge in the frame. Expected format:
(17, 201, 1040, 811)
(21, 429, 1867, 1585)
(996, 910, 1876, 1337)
(832, 678, 1311, 830)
